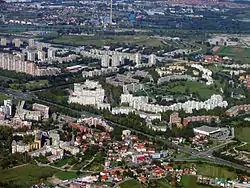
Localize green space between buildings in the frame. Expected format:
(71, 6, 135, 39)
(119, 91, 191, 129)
(172, 163, 237, 179)
(54, 171, 79, 180)
(215, 46, 250, 62)
(181, 175, 214, 188)
(0, 164, 58, 187)
(0, 93, 10, 102)
(120, 179, 145, 188)
(51, 35, 165, 47)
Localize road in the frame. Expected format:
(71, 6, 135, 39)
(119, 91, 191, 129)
(2, 88, 250, 173)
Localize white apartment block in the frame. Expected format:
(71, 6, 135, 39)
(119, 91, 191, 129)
(0, 38, 7, 46)
(120, 94, 228, 114)
(148, 54, 156, 65)
(12, 38, 21, 48)
(28, 39, 35, 48)
(68, 80, 110, 110)
(190, 64, 213, 85)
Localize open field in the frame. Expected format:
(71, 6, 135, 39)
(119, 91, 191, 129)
(52, 157, 74, 168)
(172, 163, 237, 179)
(120, 179, 144, 188)
(10, 80, 49, 90)
(0, 164, 58, 187)
(168, 81, 219, 100)
(215, 46, 250, 62)
(51, 35, 164, 47)
(181, 175, 213, 188)
(54, 171, 78, 180)
(235, 127, 250, 143)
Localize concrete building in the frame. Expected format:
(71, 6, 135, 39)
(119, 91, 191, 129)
(28, 39, 35, 48)
(27, 50, 36, 61)
(0, 38, 7, 46)
(0, 53, 61, 76)
(32, 103, 50, 119)
(12, 38, 21, 48)
(48, 48, 55, 59)
(3, 99, 12, 116)
(134, 53, 141, 66)
(193, 125, 221, 136)
(68, 80, 110, 110)
(37, 50, 46, 61)
(148, 54, 156, 65)
(226, 104, 250, 117)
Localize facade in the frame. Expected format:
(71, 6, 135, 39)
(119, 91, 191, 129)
(148, 54, 156, 65)
(183, 115, 219, 125)
(48, 48, 55, 59)
(32, 103, 50, 119)
(120, 94, 228, 114)
(28, 39, 34, 48)
(226, 104, 250, 117)
(0, 53, 61, 76)
(12, 38, 21, 48)
(193, 126, 221, 136)
(68, 80, 110, 110)
(0, 38, 7, 46)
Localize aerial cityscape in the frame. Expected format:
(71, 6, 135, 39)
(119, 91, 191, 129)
(1, 0, 250, 187)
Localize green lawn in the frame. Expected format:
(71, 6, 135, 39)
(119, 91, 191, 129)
(120, 179, 143, 188)
(54, 171, 78, 180)
(237, 143, 250, 152)
(172, 163, 237, 179)
(52, 157, 74, 168)
(11, 80, 49, 90)
(51, 35, 163, 47)
(168, 81, 218, 100)
(181, 175, 213, 188)
(215, 46, 250, 62)
(235, 127, 250, 142)
(197, 164, 237, 179)
(0, 93, 10, 101)
(0, 164, 58, 187)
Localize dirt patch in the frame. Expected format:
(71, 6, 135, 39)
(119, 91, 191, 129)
(212, 46, 220, 52)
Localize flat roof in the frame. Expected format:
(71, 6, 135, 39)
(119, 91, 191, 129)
(194, 125, 220, 134)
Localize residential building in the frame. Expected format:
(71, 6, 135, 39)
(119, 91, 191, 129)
(69, 80, 110, 110)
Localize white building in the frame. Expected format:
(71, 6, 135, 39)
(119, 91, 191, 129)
(148, 54, 156, 65)
(68, 80, 110, 110)
(1, 38, 7, 46)
(193, 125, 221, 136)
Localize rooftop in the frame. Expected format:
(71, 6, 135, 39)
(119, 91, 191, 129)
(194, 125, 220, 134)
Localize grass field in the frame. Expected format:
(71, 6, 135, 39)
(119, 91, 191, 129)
(215, 46, 250, 62)
(54, 171, 78, 180)
(173, 163, 237, 179)
(51, 35, 164, 47)
(235, 127, 250, 142)
(0, 93, 10, 102)
(181, 175, 213, 188)
(168, 81, 218, 100)
(11, 80, 49, 90)
(0, 164, 58, 186)
(120, 179, 144, 188)
(53, 157, 74, 168)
